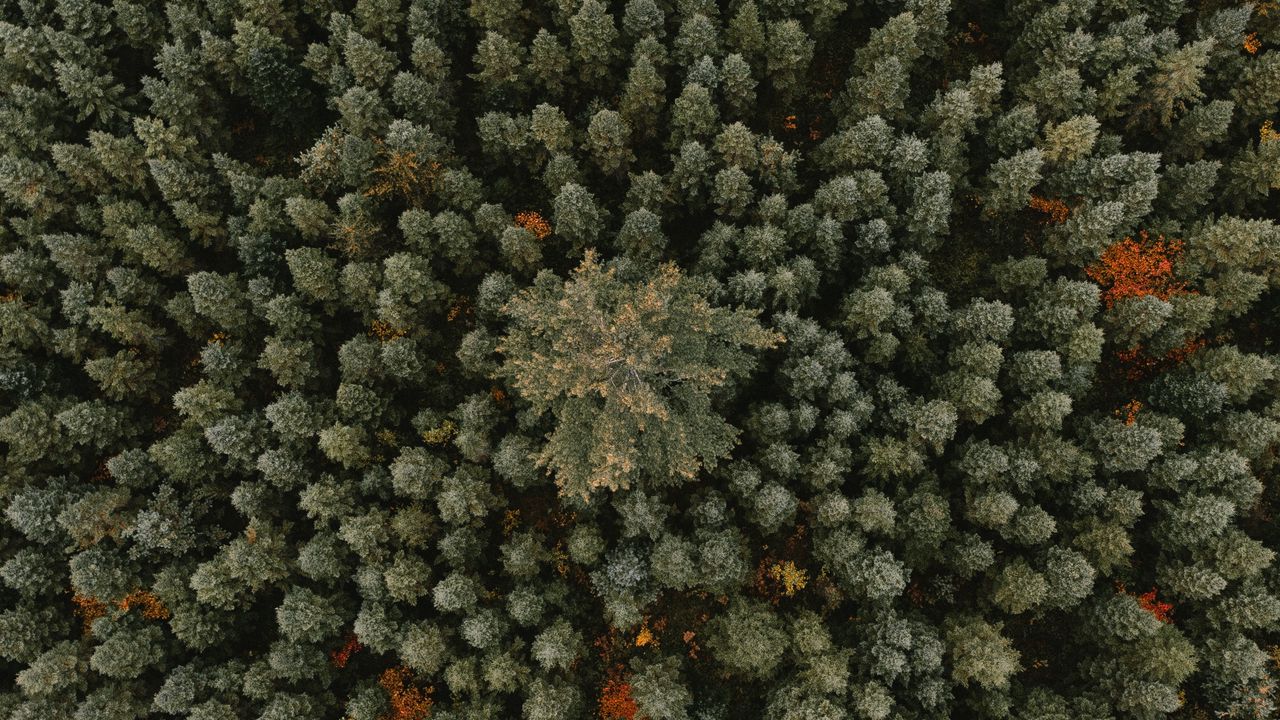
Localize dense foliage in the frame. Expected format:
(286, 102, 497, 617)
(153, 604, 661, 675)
(1, 0, 1279, 719)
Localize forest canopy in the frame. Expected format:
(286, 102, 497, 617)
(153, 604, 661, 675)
(1, 0, 1279, 719)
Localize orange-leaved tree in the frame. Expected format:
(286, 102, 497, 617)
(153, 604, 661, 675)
(1136, 588, 1175, 624)
(1116, 582, 1174, 624)
(514, 211, 553, 240)
(1028, 195, 1070, 224)
(74, 589, 170, 635)
(116, 589, 170, 619)
(379, 667, 433, 720)
(599, 673, 638, 720)
(1085, 231, 1189, 309)
(330, 633, 363, 668)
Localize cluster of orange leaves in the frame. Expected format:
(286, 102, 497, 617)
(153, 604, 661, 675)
(330, 633, 363, 668)
(365, 145, 441, 200)
(682, 629, 701, 659)
(490, 386, 511, 409)
(753, 526, 812, 603)
(599, 654, 643, 719)
(1262, 120, 1280, 144)
(1116, 399, 1143, 425)
(780, 114, 823, 140)
(1137, 589, 1175, 624)
(446, 296, 472, 322)
(634, 617, 666, 648)
(1114, 336, 1206, 382)
(73, 589, 169, 633)
(593, 627, 624, 665)
(514, 211, 552, 240)
(599, 674, 639, 720)
(589, 625, 640, 719)
(369, 319, 407, 341)
(118, 590, 170, 620)
(634, 626, 655, 648)
(332, 218, 378, 257)
(379, 667, 434, 720)
(1244, 31, 1262, 54)
(1117, 583, 1174, 624)
(551, 539, 573, 577)
(808, 115, 824, 142)
(501, 508, 521, 535)
(72, 594, 108, 632)
(1028, 195, 1070, 224)
(755, 559, 808, 601)
(1085, 231, 1189, 309)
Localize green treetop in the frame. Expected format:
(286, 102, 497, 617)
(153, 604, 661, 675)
(498, 252, 782, 498)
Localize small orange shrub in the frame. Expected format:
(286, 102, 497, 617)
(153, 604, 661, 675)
(768, 560, 808, 597)
(74, 589, 169, 634)
(634, 625, 655, 647)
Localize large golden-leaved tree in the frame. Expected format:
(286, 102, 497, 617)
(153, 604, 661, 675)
(498, 252, 783, 498)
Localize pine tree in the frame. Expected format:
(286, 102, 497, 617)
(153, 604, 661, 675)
(498, 253, 781, 496)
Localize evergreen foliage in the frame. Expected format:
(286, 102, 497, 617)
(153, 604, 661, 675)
(0, 0, 1278, 718)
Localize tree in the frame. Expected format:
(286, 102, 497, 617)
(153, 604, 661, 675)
(622, 0, 664, 39)
(531, 618, 581, 671)
(669, 82, 718, 147)
(570, 0, 618, 85)
(721, 54, 757, 121)
(765, 19, 813, 104)
(472, 31, 525, 95)
(631, 656, 692, 720)
(706, 598, 789, 679)
(498, 253, 782, 497)
(587, 109, 634, 175)
(620, 55, 666, 137)
(945, 618, 1020, 690)
(3, 1, 1280, 717)
(553, 182, 605, 250)
(983, 148, 1043, 216)
(529, 29, 570, 95)
(276, 588, 344, 644)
